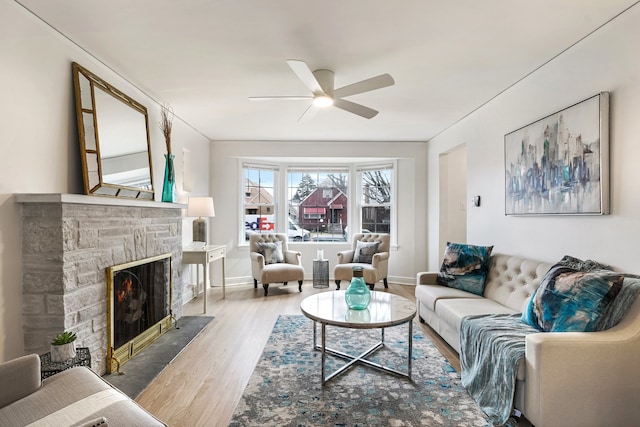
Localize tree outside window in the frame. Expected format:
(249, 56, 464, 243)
(361, 167, 392, 234)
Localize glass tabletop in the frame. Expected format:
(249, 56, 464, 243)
(300, 291, 416, 329)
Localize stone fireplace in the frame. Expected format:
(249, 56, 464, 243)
(17, 194, 184, 374)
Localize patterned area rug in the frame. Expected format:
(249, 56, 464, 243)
(230, 315, 490, 426)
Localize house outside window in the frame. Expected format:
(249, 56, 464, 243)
(243, 166, 276, 241)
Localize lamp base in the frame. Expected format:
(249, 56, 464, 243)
(193, 217, 207, 243)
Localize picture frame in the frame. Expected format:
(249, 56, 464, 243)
(504, 92, 609, 215)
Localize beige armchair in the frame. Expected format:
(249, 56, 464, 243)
(249, 233, 305, 296)
(334, 233, 390, 290)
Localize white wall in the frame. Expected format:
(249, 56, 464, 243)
(0, 1, 210, 361)
(210, 140, 428, 287)
(427, 5, 640, 272)
(438, 145, 467, 261)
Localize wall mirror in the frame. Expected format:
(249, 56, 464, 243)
(72, 62, 155, 199)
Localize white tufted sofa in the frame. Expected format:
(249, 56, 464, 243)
(415, 253, 640, 426)
(416, 253, 551, 353)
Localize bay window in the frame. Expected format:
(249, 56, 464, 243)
(241, 161, 394, 243)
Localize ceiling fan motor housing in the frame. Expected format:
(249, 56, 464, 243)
(312, 69, 335, 96)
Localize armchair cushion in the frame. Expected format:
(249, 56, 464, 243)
(437, 242, 493, 296)
(353, 241, 379, 264)
(257, 241, 284, 264)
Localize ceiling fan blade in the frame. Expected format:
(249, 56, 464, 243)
(286, 59, 324, 94)
(297, 103, 318, 123)
(333, 98, 379, 119)
(249, 96, 312, 101)
(333, 74, 394, 98)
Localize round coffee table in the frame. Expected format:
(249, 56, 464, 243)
(300, 290, 416, 384)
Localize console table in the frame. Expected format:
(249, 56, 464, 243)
(182, 244, 226, 313)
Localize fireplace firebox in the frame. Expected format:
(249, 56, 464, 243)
(106, 253, 174, 373)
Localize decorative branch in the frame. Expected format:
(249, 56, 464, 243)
(159, 103, 174, 155)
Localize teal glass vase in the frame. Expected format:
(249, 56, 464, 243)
(162, 153, 176, 202)
(345, 266, 370, 310)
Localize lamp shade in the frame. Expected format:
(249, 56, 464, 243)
(187, 197, 215, 218)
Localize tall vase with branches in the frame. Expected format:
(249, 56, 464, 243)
(159, 104, 177, 202)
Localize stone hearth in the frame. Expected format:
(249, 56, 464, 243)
(16, 194, 184, 374)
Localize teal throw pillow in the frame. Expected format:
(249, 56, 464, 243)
(521, 260, 624, 332)
(353, 241, 379, 264)
(436, 242, 493, 296)
(257, 241, 284, 265)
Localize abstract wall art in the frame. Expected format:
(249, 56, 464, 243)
(504, 92, 609, 215)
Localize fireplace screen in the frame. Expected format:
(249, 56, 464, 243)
(106, 253, 172, 373)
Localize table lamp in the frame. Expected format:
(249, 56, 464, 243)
(187, 197, 215, 244)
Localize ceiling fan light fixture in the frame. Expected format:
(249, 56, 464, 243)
(312, 95, 334, 108)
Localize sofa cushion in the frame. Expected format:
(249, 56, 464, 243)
(257, 241, 284, 264)
(437, 242, 493, 296)
(522, 262, 624, 332)
(353, 240, 379, 264)
(415, 284, 483, 311)
(483, 254, 552, 312)
(436, 298, 517, 332)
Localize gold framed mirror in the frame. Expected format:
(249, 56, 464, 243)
(72, 62, 155, 199)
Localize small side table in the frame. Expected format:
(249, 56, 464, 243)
(313, 259, 329, 288)
(40, 347, 92, 380)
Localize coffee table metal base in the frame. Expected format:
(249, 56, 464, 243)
(312, 321, 413, 385)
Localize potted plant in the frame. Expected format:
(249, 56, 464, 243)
(50, 331, 77, 362)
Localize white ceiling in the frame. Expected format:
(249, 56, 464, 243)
(16, 0, 639, 142)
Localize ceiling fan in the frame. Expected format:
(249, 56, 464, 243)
(249, 59, 394, 120)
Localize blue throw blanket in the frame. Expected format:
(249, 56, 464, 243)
(460, 276, 640, 426)
(460, 314, 537, 426)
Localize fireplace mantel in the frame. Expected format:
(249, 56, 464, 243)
(17, 193, 184, 374)
(15, 193, 186, 210)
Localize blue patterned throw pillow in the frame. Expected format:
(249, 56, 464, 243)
(436, 242, 493, 296)
(522, 259, 624, 332)
(353, 241, 379, 264)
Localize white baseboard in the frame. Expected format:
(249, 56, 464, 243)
(205, 275, 416, 288)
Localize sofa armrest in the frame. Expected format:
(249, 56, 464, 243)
(524, 321, 640, 426)
(416, 271, 439, 286)
(78, 417, 108, 427)
(337, 250, 354, 264)
(0, 354, 41, 409)
(284, 250, 302, 265)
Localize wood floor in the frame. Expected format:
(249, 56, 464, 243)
(135, 282, 461, 427)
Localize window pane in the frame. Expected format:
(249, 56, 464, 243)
(243, 167, 275, 241)
(360, 168, 392, 235)
(361, 169, 392, 205)
(362, 206, 391, 233)
(288, 169, 348, 242)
